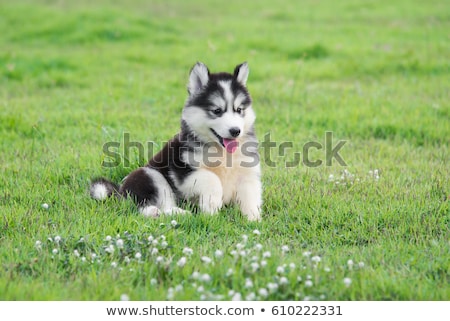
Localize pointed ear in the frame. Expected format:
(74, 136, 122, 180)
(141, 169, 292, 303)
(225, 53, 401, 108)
(234, 62, 249, 86)
(188, 62, 209, 95)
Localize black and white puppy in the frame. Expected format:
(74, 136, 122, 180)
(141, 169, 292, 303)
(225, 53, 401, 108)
(90, 62, 262, 221)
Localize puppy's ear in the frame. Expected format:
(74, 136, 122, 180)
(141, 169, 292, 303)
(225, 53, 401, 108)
(233, 62, 249, 86)
(188, 62, 209, 95)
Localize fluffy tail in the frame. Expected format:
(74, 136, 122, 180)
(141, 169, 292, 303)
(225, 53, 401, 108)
(89, 177, 121, 201)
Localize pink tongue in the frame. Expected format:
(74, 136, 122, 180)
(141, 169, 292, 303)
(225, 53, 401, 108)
(223, 138, 238, 153)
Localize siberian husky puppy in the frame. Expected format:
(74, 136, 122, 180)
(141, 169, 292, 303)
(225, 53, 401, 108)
(90, 62, 262, 221)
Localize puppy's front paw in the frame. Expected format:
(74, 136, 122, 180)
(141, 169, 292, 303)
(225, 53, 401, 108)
(163, 207, 191, 215)
(199, 194, 223, 214)
(243, 207, 261, 222)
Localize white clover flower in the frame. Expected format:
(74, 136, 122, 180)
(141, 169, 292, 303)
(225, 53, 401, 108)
(81, 257, 86, 262)
(42, 203, 49, 210)
(105, 244, 115, 254)
(245, 292, 256, 301)
(304, 296, 311, 301)
(305, 280, 313, 287)
(183, 247, 193, 256)
(135, 252, 142, 259)
(347, 259, 354, 269)
(281, 245, 289, 253)
(200, 274, 211, 282)
(91, 253, 97, 260)
(105, 235, 112, 242)
(306, 274, 312, 280)
(116, 239, 124, 249)
(170, 220, 178, 227)
(160, 241, 168, 248)
(150, 278, 157, 286)
(251, 255, 258, 261)
(245, 278, 253, 288)
(159, 235, 166, 241)
(151, 247, 159, 256)
(152, 239, 159, 246)
(369, 169, 380, 180)
(236, 243, 244, 250)
(250, 262, 259, 272)
(302, 251, 312, 257)
(226, 268, 233, 277)
(239, 250, 247, 257)
(175, 284, 183, 292)
(358, 261, 365, 268)
(52, 248, 58, 255)
(328, 174, 335, 182)
(279, 277, 288, 285)
(311, 256, 321, 263)
(124, 256, 130, 264)
(197, 286, 204, 293)
(289, 263, 296, 270)
(297, 276, 302, 282)
(54, 236, 61, 243)
(156, 256, 164, 264)
(120, 294, 130, 301)
(191, 271, 200, 279)
(147, 235, 154, 242)
(253, 229, 261, 235)
(167, 288, 175, 300)
(276, 266, 285, 274)
(35, 240, 42, 249)
(343, 277, 352, 287)
(231, 292, 242, 301)
(177, 257, 187, 267)
(260, 260, 267, 267)
(242, 234, 248, 243)
(320, 294, 326, 300)
(254, 243, 263, 251)
(111, 262, 118, 268)
(267, 282, 279, 293)
(324, 267, 331, 272)
(201, 256, 212, 264)
(79, 237, 85, 243)
(263, 251, 271, 258)
(215, 249, 223, 258)
(73, 249, 80, 257)
(258, 288, 268, 298)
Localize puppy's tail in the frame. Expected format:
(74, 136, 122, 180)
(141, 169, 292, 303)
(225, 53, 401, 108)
(89, 177, 121, 201)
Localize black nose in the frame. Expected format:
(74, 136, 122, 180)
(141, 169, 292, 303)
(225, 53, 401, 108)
(229, 127, 241, 138)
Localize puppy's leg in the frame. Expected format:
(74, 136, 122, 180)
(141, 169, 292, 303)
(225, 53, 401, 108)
(121, 167, 188, 217)
(179, 169, 223, 214)
(236, 175, 262, 221)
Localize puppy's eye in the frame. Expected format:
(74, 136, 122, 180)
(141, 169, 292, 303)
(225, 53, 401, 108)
(236, 107, 243, 114)
(212, 108, 222, 115)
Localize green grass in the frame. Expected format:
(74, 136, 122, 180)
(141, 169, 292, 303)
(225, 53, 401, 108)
(0, 0, 449, 300)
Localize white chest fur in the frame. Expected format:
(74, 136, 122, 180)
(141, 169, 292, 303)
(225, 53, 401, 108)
(182, 142, 260, 205)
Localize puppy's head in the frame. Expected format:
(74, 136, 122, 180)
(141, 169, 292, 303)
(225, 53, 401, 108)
(182, 62, 255, 153)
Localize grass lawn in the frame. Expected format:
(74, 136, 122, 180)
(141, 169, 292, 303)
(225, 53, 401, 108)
(0, 0, 448, 300)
